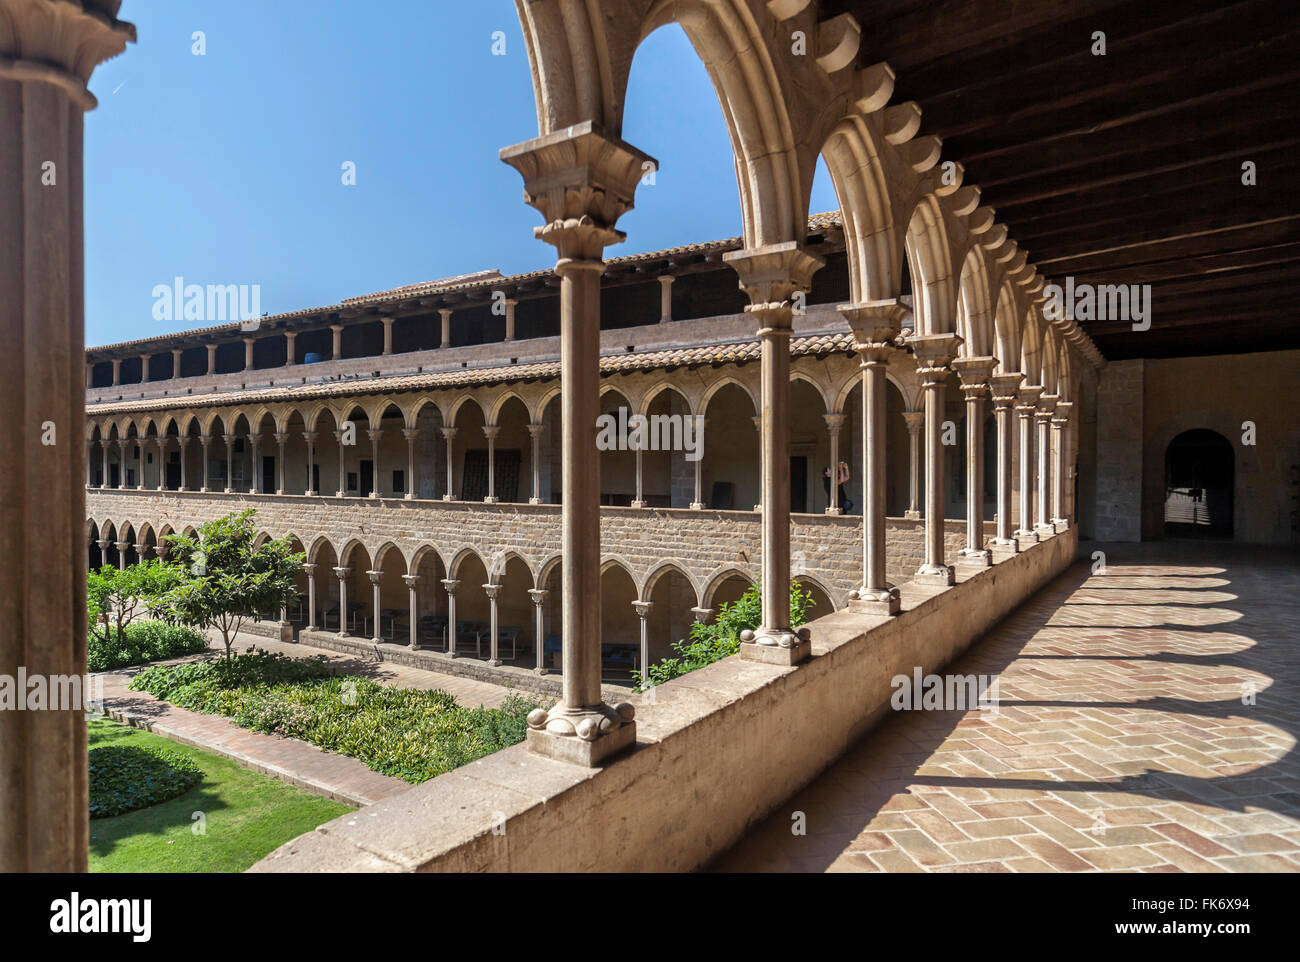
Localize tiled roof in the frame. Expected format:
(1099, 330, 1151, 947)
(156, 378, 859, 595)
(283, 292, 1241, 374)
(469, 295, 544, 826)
(85, 212, 846, 356)
(85, 329, 858, 418)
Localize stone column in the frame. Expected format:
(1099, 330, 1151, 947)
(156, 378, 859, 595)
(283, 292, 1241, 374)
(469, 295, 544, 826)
(504, 299, 516, 341)
(527, 423, 544, 504)
(1052, 401, 1074, 529)
(403, 574, 419, 648)
(205, 343, 217, 375)
(199, 435, 212, 492)
(274, 432, 288, 494)
(111, 357, 121, 385)
(140, 353, 150, 382)
(179, 436, 190, 491)
(303, 430, 317, 495)
(441, 578, 459, 655)
(243, 337, 255, 371)
(135, 438, 145, 489)
(750, 414, 763, 511)
(114, 440, 126, 488)
(658, 274, 674, 322)
(441, 427, 457, 500)
(330, 324, 343, 361)
(223, 434, 235, 493)
(303, 564, 318, 631)
(988, 372, 1024, 560)
(96, 539, 110, 569)
(367, 570, 383, 644)
(482, 424, 499, 503)
(721, 243, 822, 666)
(1035, 394, 1059, 537)
(171, 347, 182, 378)
(333, 567, 351, 636)
(1015, 385, 1043, 545)
(155, 437, 166, 491)
(690, 606, 714, 624)
(501, 122, 646, 764)
(85, 439, 95, 487)
(631, 430, 646, 508)
(484, 583, 502, 665)
(690, 420, 706, 510)
(100, 440, 109, 488)
(334, 429, 347, 498)
(903, 411, 924, 520)
(632, 600, 653, 675)
(284, 330, 296, 365)
(823, 412, 846, 514)
(367, 428, 382, 498)
(402, 427, 418, 500)
(115, 542, 128, 570)
(529, 588, 548, 674)
(843, 302, 905, 615)
(381, 316, 393, 355)
(154, 544, 168, 561)
(953, 356, 996, 569)
(248, 433, 261, 494)
(439, 308, 452, 349)
(910, 333, 962, 586)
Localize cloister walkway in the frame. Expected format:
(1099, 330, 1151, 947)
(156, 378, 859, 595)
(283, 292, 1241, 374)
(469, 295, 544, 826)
(713, 542, 1300, 872)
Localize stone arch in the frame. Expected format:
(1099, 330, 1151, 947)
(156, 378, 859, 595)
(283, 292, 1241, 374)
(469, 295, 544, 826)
(306, 535, 336, 566)
(993, 279, 1022, 374)
(903, 195, 957, 335)
(793, 572, 839, 615)
(956, 244, 994, 358)
(446, 545, 485, 581)
(639, 560, 701, 605)
(701, 565, 755, 609)
(700, 374, 758, 416)
(372, 540, 404, 571)
(640, 380, 696, 416)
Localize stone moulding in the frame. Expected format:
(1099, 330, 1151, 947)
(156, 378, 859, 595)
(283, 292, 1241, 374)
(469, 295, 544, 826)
(249, 528, 1078, 873)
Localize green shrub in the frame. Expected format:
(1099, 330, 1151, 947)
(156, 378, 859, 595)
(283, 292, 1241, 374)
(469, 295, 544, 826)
(87, 620, 210, 673)
(89, 744, 204, 818)
(129, 650, 547, 784)
(632, 581, 813, 691)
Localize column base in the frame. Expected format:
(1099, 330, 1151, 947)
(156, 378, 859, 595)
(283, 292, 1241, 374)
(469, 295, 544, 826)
(690, 501, 705, 510)
(1034, 523, 1056, 538)
(483, 496, 499, 504)
(739, 627, 812, 666)
(1014, 528, 1039, 547)
(533, 666, 548, 676)
(904, 509, 921, 521)
(914, 564, 955, 586)
(371, 636, 383, 646)
(825, 507, 843, 516)
(442, 494, 454, 502)
(847, 586, 900, 616)
(335, 491, 346, 499)
(526, 703, 636, 767)
(956, 548, 992, 569)
(304, 625, 318, 633)
(631, 500, 646, 509)
(446, 649, 459, 659)
(404, 494, 415, 501)
(276, 489, 285, 496)
(529, 497, 543, 505)
(1052, 518, 1069, 533)
(989, 538, 1019, 562)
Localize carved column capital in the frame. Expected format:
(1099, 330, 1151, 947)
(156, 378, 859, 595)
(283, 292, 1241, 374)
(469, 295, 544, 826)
(440, 578, 460, 595)
(528, 588, 548, 606)
(989, 372, 1025, 409)
(631, 600, 653, 619)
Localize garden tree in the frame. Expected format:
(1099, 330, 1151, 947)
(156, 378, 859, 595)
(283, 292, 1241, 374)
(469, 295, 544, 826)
(633, 581, 813, 691)
(86, 560, 180, 647)
(157, 510, 304, 659)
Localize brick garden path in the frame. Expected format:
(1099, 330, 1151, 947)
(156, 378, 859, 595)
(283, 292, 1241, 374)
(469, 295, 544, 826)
(712, 542, 1300, 872)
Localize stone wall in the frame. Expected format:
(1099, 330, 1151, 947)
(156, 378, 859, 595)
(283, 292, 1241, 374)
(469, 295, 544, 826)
(1093, 359, 1143, 541)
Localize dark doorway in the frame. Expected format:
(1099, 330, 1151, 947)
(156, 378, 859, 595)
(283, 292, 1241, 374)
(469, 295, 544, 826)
(165, 452, 181, 490)
(1164, 429, 1234, 538)
(790, 455, 807, 513)
(360, 460, 374, 497)
(262, 456, 276, 494)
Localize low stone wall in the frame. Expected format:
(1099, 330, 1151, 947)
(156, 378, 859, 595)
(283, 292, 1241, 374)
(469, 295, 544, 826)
(250, 528, 1077, 873)
(239, 619, 294, 644)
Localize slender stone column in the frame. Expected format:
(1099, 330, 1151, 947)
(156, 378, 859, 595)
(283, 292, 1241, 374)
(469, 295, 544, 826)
(171, 347, 182, 378)
(658, 275, 674, 322)
(501, 122, 646, 764)
(1052, 401, 1075, 529)
(482, 425, 499, 503)
(115, 542, 128, 570)
(303, 430, 317, 495)
(527, 423, 544, 503)
(248, 433, 261, 494)
(330, 324, 343, 361)
(367, 570, 383, 644)
(722, 243, 823, 665)
(1014, 385, 1043, 545)
(1035, 394, 1059, 537)
(484, 583, 502, 665)
(823, 412, 845, 514)
(199, 435, 212, 492)
(223, 434, 235, 493)
(631, 428, 646, 508)
(367, 428, 382, 498)
(274, 432, 287, 494)
(381, 316, 393, 355)
(96, 540, 110, 569)
(140, 353, 150, 382)
(85, 439, 95, 487)
(441, 578, 459, 655)
(843, 302, 905, 615)
(910, 333, 962, 586)
(403, 574, 420, 648)
(284, 330, 296, 365)
(439, 309, 452, 349)
(205, 343, 217, 375)
(504, 299, 517, 341)
(179, 436, 190, 491)
(334, 429, 347, 498)
(243, 337, 255, 371)
(154, 544, 168, 561)
(750, 414, 763, 511)
(100, 440, 109, 488)
(690, 606, 714, 624)
(114, 440, 126, 488)
(903, 411, 924, 520)
(988, 372, 1024, 560)
(303, 564, 318, 631)
(111, 358, 121, 385)
(632, 600, 653, 675)
(333, 567, 351, 636)
(133, 544, 147, 566)
(155, 438, 166, 490)
(953, 356, 996, 569)
(529, 588, 548, 674)
(135, 437, 145, 489)
(402, 427, 418, 500)
(441, 427, 457, 500)
(690, 418, 706, 509)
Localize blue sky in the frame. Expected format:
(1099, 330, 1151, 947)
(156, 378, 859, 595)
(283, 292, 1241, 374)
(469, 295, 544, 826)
(84, 0, 837, 347)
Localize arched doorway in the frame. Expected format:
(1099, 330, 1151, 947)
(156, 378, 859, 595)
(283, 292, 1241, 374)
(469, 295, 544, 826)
(1164, 429, 1233, 538)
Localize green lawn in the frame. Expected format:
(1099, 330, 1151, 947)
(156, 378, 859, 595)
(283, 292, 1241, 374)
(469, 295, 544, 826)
(88, 716, 352, 873)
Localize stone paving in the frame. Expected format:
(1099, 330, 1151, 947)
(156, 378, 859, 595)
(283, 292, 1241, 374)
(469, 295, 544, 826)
(712, 541, 1300, 873)
(93, 625, 528, 805)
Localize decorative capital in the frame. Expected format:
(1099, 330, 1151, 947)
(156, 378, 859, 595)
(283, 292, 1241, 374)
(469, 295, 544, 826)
(401, 427, 419, 441)
(989, 372, 1025, 407)
(631, 600, 653, 619)
(908, 332, 963, 377)
(0, 0, 135, 111)
(440, 427, 458, 440)
(500, 121, 654, 262)
(528, 588, 548, 605)
(402, 574, 420, 588)
(367, 429, 383, 443)
(481, 425, 501, 441)
(723, 242, 824, 327)
(903, 410, 925, 431)
(441, 578, 460, 594)
(367, 570, 383, 585)
(527, 423, 545, 439)
(302, 563, 317, 575)
(333, 566, 351, 580)
(1051, 400, 1075, 426)
(823, 413, 847, 430)
(483, 583, 502, 600)
(840, 298, 908, 350)
(951, 355, 997, 389)
(1037, 393, 1061, 417)
(273, 432, 289, 444)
